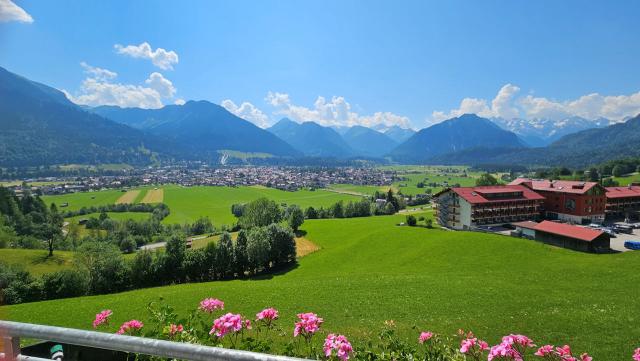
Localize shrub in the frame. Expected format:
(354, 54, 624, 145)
(406, 215, 417, 227)
(42, 269, 89, 300)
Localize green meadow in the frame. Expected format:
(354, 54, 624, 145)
(2, 213, 639, 359)
(609, 172, 640, 186)
(0, 249, 73, 275)
(42, 185, 363, 226)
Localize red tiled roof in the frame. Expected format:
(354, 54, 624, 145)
(448, 185, 545, 204)
(533, 220, 604, 242)
(605, 186, 640, 199)
(509, 178, 600, 195)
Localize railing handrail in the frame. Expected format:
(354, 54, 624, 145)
(0, 320, 308, 361)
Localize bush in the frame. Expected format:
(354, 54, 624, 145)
(42, 269, 89, 300)
(406, 215, 417, 227)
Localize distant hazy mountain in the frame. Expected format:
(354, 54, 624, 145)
(0, 66, 165, 167)
(93, 101, 300, 159)
(492, 116, 610, 146)
(268, 118, 354, 158)
(429, 114, 640, 168)
(388, 114, 525, 163)
(381, 125, 416, 143)
(341, 126, 398, 157)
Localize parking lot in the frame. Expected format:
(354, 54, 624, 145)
(606, 222, 640, 252)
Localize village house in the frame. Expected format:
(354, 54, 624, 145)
(604, 185, 640, 220)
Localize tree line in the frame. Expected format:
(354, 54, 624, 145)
(0, 197, 297, 305)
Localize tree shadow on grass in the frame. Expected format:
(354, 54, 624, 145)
(240, 262, 300, 282)
(31, 252, 67, 266)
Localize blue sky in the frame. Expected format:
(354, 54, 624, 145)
(1, 0, 640, 129)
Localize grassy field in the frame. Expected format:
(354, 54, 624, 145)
(0, 249, 74, 275)
(42, 185, 362, 226)
(326, 183, 388, 196)
(2, 212, 639, 359)
(64, 212, 151, 224)
(115, 190, 141, 204)
(160, 185, 361, 225)
(609, 172, 640, 186)
(43, 189, 126, 211)
(141, 188, 164, 203)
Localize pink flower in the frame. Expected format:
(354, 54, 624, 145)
(633, 348, 640, 361)
(556, 345, 572, 357)
(502, 334, 536, 348)
(488, 343, 522, 361)
(534, 345, 555, 356)
(92, 310, 112, 329)
(244, 319, 252, 330)
(116, 320, 144, 335)
(256, 308, 279, 322)
(579, 353, 592, 361)
(210, 313, 244, 338)
(418, 331, 433, 344)
(169, 323, 184, 337)
(323, 334, 353, 361)
(293, 312, 323, 337)
(199, 298, 224, 313)
(460, 337, 488, 353)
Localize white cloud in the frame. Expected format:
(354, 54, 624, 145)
(80, 62, 117, 81)
(0, 0, 33, 23)
(431, 84, 640, 124)
(221, 99, 270, 128)
(65, 63, 177, 109)
(114, 42, 179, 70)
(144, 72, 176, 98)
(174, 98, 186, 105)
(265, 92, 412, 128)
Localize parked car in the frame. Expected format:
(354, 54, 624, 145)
(624, 241, 640, 250)
(614, 225, 633, 234)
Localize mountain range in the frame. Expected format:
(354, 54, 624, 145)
(388, 114, 526, 164)
(1, 65, 637, 169)
(492, 116, 611, 146)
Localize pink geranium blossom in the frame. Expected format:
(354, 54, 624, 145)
(256, 308, 279, 323)
(199, 298, 224, 313)
(293, 312, 323, 337)
(534, 345, 555, 357)
(116, 320, 144, 335)
(418, 331, 433, 344)
(210, 313, 244, 338)
(460, 337, 489, 354)
(92, 310, 112, 329)
(323, 334, 353, 361)
(169, 323, 184, 337)
(634, 348, 640, 361)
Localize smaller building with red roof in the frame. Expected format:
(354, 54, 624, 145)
(434, 185, 544, 230)
(509, 178, 606, 224)
(512, 220, 610, 253)
(605, 185, 640, 219)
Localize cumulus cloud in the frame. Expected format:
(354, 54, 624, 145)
(0, 0, 32, 23)
(430, 84, 640, 123)
(65, 62, 177, 109)
(114, 42, 179, 70)
(144, 72, 176, 98)
(174, 98, 186, 105)
(221, 99, 270, 128)
(265, 92, 412, 128)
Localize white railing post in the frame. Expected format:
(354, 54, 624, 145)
(1, 336, 20, 360)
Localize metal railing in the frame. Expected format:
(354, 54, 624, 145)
(0, 320, 308, 361)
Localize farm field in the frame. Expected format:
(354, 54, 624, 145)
(609, 172, 640, 186)
(2, 213, 639, 359)
(152, 185, 362, 225)
(115, 190, 141, 204)
(0, 249, 73, 275)
(141, 188, 164, 203)
(325, 183, 387, 196)
(42, 185, 362, 226)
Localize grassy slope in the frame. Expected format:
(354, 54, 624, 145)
(161, 185, 362, 225)
(65, 212, 151, 223)
(42, 190, 125, 211)
(2, 213, 639, 358)
(0, 249, 73, 275)
(610, 172, 640, 186)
